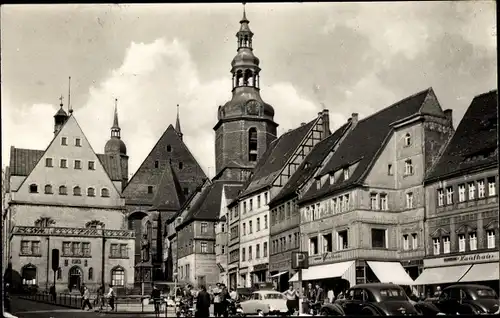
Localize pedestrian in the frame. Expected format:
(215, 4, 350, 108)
(106, 284, 116, 311)
(81, 285, 93, 311)
(283, 285, 298, 315)
(49, 285, 56, 302)
(94, 285, 104, 310)
(434, 286, 442, 297)
(327, 289, 334, 303)
(4, 283, 11, 313)
(229, 288, 238, 301)
(220, 285, 231, 318)
(151, 285, 162, 318)
(195, 285, 211, 318)
(213, 283, 222, 317)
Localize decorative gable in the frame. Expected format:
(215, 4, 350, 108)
(12, 115, 124, 207)
(430, 227, 450, 238)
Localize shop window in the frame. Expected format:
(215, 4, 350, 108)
(371, 229, 387, 249)
(111, 267, 125, 286)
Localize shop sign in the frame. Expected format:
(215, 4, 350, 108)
(309, 252, 342, 265)
(253, 263, 268, 271)
(424, 251, 499, 268)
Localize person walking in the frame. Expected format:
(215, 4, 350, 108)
(49, 285, 56, 302)
(220, 285, 231, 318)
(195, 285, 211, 318)
(212, 283, 222, 317)
(106, 284, 116, 311)
(283, 285, 299, 315)
(94, 285, 104, 311)
(81, 285, 93, 311)
(151, 285, 162, 318)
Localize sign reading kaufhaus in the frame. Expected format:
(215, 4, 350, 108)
(424, 251, 499, 268)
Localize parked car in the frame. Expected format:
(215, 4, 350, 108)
(418, 284, 499, 315)
(239, 290, 288, 316)
(321, 283, 420, 316)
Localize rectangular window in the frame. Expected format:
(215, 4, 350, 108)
(468, 182, 476, 200)
(82, 242, 91, 256)
(344, 194, 350, 211)
(242, 223, 246, 235)
(446, 186, 453, 204)
(379, 194, 388, 211)
(322, 233, 332, 253)
(72, 242, 81, 256)
(329, 174, 335, 184)
(45, 158, 53, 167)
(201, 222, 208, 233)
(249, 199, 253, 211)
(256, 244, 260, 258)
(147, 186, 153, 194)
(60, 159, 67, 168)
(433, 238, 440, 255)
(443, 236, 450, 254)
(403, 235, 409, 250)
(264, 215, 268, 229)
(88, 161, 95, 170)
(21, 240, 31, 254)
(248, 246, 252, 260)
(411, 233, 418, 249)
(249, 220, 253, 234)
(263, 242, 268, 257)
(370, 193, 378, 210)
(371, 229, 387, 249)
(458, 184, 466, 202)
(61, 137, 67, 145)
(478, 180, 485, 198)
(75, 138, 81, 147)
(406, 192, 413, 209)
(120, 244, 128, 257)
(437, 188, 444, 206)
(257, 195, 261, 208)
(469, 232, 477, 251)
(332, 198, 337, 214)
(241, 247, 246, 261)
(243, 202, 247, 213)
(31, 241, 41, 255)
(343, 168, 349, 180)
(405, 160, 413, 175)
(63, 242, 71, 256)
(458, 234, 466, 252)
(154, 160, 159, 168)
(74, 160, 81, 170)
(487, 230, 496, 248)
(256, 218, 260, 231)
(201, 241, 208, 253)
(337, 230, 348, 250)
(388, 164, 393, 175)
(309, 237, 318, 255)
(264, 192, 268, 205)
(488, 177, 496, 196)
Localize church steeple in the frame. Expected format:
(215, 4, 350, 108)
(175, 104, 183, 140)
(105, 98, 127, 156)
(54, 95, 68, 136)
(111, 98, 121, 138)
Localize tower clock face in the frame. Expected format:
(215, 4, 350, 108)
(246, 100, 260, 115)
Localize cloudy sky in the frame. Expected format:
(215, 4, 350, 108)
(1, 2, 496, 178)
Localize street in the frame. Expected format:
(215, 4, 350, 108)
(10, 297, 175, 318)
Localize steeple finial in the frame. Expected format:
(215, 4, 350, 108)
(241, 2, 248, 23)
(59, 95, 64, 107)
(111, 98, 121, 138)
(175, 104, 183, 140)
(67, 76, 73, 114)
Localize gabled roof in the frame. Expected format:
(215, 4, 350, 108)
(149, 163, 185, 211)
(123, 124, 207, 205)
(166, 178, 210, 224)
(178, 180, 243, 229)
(8, 147, 123, 182)
(238, 119, 318, 197)
(269, 121, 352, 206)
(425, 90, 498, 182)
(300, 88, 433, 204)
(224, 184, 243, 201)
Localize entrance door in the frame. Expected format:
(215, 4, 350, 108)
(69, 266, 83, 292)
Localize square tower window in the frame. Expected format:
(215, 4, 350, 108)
(167, 145, 172, 152)
(248, 128, 258, 162)
(154, 161, 159, 168)
(148, 186, 154, 194)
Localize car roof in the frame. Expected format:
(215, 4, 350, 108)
(254, 290, 280, 294)
(351, 283, 402, 290)
(445, 284, 493, 290)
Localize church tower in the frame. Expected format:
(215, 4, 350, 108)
(213, 5, 278, 177)
(54, 96, 68, 136)
(104, 99, 129, 188)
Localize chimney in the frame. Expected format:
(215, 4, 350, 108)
(444, 109, 453, 123)
(351, 113, 359, 126)
(322, 109, 330, 138)
(288, 129, 293, 132)
(300, 122, 306, 126)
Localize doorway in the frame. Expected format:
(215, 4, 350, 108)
(68, 266, 83, 292)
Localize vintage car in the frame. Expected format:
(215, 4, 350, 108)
(239, 290, 288, 315)
(320, 283, 420, 316)
(417, 284, 499, 315)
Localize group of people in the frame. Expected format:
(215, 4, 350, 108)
(282, 282, 327, 315)
(48, 283, 116, 312)
(177, 283, 239, 318)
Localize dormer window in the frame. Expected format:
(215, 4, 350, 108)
(61, 137, 67, 146)
(343, 168, 349, 180)
(329, 174, 335, 185)
(29, 184, 38, 193)
(404, 133, 411, 146)
(316, 179, 321, 189)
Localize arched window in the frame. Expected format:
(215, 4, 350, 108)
(59, 185, 67, 195)
(248, 128, 258, 162)
(44, 184, 53, 194)
(88, 267, 93, 280)
(404, 133, 411, 146)
(101, 188, 109, 197)
(21, 264, 37, 286)
(243, 35, 248, 47)
(29, 184, 38, 193)
(73, 186, 81, 196)
(236, 70, 243, 86)
(87, 187, 95, 197)
(243, 69, 252, 86)
(111, 267, 125, 286)
(179, 162, 183, 170)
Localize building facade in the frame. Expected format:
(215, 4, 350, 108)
(418, 90, 499, 294)
(227, 199, 241, 289)
(294, 88, 454, 292)
(5, 103, 135, 293)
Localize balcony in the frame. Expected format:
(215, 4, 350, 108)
(11, 226, 135, 239)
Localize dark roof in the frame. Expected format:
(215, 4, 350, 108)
(269, 121, 351, 206)
(426, 90, 498, 182)
(166, 178, 210, 223)
(300, 88, 433, 204)
(239, 119, 318, 197)
(149, 163, 185, 211)
(9, 147, 122, 181)
(123, 124, 207, 205)
(224, 184, 244, 201)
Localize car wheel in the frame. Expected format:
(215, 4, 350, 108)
(462, 304, 480, 315)
(320, 308, 330, 316)
(362, 307, 379, 316)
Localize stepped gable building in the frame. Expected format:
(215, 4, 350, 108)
(123, 108, 207, 285)
(232, 111, 331, 289)
(268, 119, 353, 291)
(5, 100, 135, 293)
(418, 90, 498, 293)
(167, 6, 279, 287)
(293, 88, 454, 291)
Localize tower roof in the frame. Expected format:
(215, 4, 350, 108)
(54, 96, 68, 118)
(112, 98, 120, 130)
(175, 104, 183, 139)
(105, 98, 127, 155)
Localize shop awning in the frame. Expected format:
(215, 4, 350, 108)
(412, 265, 472, 285)
(271, 271, 288, 278)
(289, 261, 354, 282)
(367, 261, 415, 285)
(459, 262, 499, 283)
